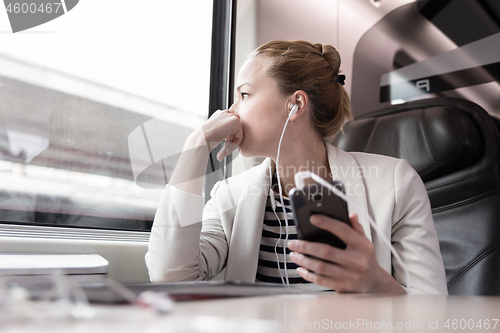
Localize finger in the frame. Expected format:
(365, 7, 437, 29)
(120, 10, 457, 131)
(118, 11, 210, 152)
(232, 126, 244, 146)
(224, 142, 240, 155)
(290, 251, 345, 276)
(310, 215, 365, 248)
(349, 213, 364, 235)
(296, 267, 338, 290)
(216, 130, 240, 160)
(216, 140, 239, 161)
(288, 239, 352, 266)
(216, 139, 230, 161)
(296, 267, 364, 293)
(216, 122, 244, 161)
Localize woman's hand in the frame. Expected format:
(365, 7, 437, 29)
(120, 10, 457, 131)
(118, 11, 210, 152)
(201, 109, 244, 161)
(288, 213, 406, 294)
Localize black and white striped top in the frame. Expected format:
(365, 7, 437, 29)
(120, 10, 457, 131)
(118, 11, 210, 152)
(255, 190, 311, 284)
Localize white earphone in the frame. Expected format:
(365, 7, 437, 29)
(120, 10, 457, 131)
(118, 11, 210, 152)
(269, 102, 299, 287)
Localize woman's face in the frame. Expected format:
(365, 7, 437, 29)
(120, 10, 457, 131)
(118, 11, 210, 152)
(229, 56, 288, 158)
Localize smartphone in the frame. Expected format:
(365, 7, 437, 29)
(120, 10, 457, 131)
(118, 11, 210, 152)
(289, 181, 350, 249)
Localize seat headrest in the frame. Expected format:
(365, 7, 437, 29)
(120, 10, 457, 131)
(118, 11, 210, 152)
(335, 104, 482, 182)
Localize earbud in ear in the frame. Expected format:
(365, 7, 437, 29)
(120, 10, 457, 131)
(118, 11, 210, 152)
(289, 104, 298, 117)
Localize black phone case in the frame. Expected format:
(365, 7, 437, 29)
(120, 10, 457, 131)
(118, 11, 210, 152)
(289, 181, 350, 249)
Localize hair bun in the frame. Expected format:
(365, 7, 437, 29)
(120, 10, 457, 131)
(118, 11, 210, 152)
(320, 44, 341, 73)
(312, 43, 323, 54)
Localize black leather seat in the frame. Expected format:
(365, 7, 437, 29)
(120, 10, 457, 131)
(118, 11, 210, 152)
(335, 97, 500, 295)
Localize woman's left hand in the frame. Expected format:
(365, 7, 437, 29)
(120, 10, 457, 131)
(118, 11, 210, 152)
(288, 213, 406, 294)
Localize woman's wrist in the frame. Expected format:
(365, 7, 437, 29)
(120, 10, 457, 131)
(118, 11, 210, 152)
(186, 128, 212, 153)
(371, 266, 407, 295)
(170, 128, 212, 194)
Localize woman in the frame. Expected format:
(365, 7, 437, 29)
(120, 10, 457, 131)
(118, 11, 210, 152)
(145, 40, 447, 294)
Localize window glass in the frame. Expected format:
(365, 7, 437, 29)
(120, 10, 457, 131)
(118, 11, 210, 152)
(0, 0, 213, 230)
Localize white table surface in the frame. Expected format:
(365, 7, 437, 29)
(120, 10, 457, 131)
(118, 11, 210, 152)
(2, 293, 500, 333)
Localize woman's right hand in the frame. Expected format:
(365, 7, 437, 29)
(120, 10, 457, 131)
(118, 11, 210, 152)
(201, 110, 244, 161)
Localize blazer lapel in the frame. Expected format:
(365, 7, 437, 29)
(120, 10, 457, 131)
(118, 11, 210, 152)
(326, 145, 372, 241)
(224, 158, 271, 282)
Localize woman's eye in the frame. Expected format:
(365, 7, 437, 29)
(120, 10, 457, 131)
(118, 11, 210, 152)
(241, 93, 249, 100)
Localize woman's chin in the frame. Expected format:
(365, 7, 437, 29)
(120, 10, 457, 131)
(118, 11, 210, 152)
(240, 150, 267, 160)
(239, 149, 250, 158)
(239, 143, 257, 158)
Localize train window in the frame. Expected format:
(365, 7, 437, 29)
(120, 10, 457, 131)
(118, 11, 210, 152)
(0, 0, 214, 231)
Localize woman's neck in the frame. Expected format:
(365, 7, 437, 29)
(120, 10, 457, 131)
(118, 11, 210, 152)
(272, 137, 332, 195)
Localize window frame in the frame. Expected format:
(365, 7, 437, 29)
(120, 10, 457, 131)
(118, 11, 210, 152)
(205, 0, 238, 200)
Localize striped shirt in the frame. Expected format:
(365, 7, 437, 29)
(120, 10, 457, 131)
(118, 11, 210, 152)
(255, 189, 311, 284)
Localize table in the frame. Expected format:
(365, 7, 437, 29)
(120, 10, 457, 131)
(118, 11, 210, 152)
(2, 293, 500, 332)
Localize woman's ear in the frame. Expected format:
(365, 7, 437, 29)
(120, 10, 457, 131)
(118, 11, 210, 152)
(289, 90, 308, 121)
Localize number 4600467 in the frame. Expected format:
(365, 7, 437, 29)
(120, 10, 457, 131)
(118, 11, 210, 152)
(6, 3, 62, 14)
(444, 319, 499, 330)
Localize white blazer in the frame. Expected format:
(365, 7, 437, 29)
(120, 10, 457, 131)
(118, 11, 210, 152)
(146, 144, 448, 295)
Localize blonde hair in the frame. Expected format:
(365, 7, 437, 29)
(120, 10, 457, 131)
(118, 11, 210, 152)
(251, 40, 353, 138)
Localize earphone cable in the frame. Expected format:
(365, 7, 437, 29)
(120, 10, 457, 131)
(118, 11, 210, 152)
(268, 164, 286, 285)
(275, 115, 293, 287)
